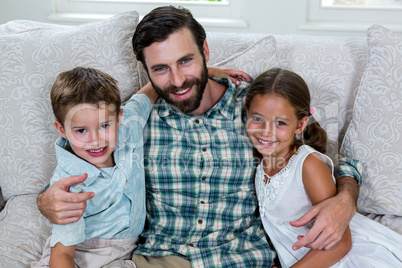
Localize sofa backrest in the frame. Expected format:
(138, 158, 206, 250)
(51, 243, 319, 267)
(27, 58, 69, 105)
(0, 16, 369, 202)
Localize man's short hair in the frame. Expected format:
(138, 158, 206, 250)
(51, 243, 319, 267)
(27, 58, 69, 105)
(132, 5, 206, 66)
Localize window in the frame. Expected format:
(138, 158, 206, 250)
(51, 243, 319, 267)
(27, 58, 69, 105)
(49, 0, 247, 29)
(300, 0, 402, 33)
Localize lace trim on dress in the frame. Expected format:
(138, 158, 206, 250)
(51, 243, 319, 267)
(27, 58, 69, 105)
(256, 146, 308, 217)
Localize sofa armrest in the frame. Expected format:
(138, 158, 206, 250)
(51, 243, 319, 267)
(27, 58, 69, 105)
(0, 194, 52, 267)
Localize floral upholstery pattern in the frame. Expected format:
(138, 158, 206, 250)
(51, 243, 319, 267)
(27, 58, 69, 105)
(341, 25, 402, 234)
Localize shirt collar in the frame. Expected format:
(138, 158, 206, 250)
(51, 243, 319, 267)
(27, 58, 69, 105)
(55, 137, 101, 187)
(156, 77, 238, 120)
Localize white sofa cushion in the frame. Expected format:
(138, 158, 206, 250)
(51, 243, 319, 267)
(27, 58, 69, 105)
(0, 11, 140, 201)
(341, 25, 402, 233)
(212, 35, 280, 79)
(275, 35, 368, 162)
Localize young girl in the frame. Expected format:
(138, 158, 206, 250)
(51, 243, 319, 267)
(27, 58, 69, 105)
(245, 68, 402, 268)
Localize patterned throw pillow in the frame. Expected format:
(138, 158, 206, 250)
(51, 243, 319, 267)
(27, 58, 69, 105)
(0, 11, 140, 201)
(341, 25, 402, 233)
(213, 35, 280, 80)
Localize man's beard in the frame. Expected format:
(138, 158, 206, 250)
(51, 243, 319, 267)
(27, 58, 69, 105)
(149, 60, 209, 114)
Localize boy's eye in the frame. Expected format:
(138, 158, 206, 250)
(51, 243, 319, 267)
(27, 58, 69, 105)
(100, 124, 109, 130)
(76, 129, 86, 134)
(276, 121, 286, 126)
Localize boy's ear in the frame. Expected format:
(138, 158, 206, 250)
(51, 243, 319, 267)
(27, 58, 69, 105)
(295, 116, 309, 135)
(117, 109, 124, 128)
(54, 120, 67, 139)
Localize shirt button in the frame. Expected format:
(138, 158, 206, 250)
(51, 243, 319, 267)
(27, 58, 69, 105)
(195, 119, 200, 124)
(198, 219, 203, 224)
(200, 200, 205, 204)
(202, 147, 207, 152)
(201, 177, 206, 181)
(189, 243, 194, 247)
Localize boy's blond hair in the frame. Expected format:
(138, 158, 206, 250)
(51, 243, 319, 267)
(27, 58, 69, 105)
(51, 67, 121, 125)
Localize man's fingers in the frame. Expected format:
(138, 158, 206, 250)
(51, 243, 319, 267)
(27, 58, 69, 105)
(63, 191, 95, 203)
(292, 229, 319, 250)
(58, 173, 88, 190)
(290, 206, 319, 227)
(56, 210, 83, 225)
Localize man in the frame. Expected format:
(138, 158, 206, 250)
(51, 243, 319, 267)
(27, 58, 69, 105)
(38, 6, 361, 267)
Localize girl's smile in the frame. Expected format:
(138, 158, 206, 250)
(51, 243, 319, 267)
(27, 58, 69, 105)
(246, 94, 307, 161)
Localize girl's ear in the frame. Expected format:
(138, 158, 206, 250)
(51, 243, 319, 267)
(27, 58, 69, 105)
(54, 120, 67, 139)
(295, 116, 309, 135)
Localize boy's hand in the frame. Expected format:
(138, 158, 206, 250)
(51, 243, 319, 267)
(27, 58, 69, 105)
(37, 173, 94, 225)
(207, 66, 251, 85)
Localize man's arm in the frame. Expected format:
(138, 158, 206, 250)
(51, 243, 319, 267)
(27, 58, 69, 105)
(37, 173, 94, 224)
(290, 155, 362, 250)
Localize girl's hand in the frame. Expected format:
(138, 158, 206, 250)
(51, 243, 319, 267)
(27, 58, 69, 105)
(208, 66, 251, 85)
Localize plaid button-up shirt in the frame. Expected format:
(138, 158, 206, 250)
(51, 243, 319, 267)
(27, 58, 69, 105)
(136, 78, 275, 267)
(135, 77, 362, 268)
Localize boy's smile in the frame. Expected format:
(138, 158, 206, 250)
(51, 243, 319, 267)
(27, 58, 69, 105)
(54, 103, 122, 168)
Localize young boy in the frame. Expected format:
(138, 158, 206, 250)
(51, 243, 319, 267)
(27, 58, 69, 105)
(32, 67, 158, 268)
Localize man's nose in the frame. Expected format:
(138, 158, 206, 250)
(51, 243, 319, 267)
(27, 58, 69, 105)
(170, 67, 186, 88)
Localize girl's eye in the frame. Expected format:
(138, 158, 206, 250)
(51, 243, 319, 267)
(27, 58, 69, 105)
(252, 116, 263, 122)
(76, 129, 86, 134)
(100, 124, 109, 130)
(276, 121, 286, 126)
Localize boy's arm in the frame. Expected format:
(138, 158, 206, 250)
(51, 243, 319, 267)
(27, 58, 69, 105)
(290, 156, 361, 250)
(136, 82, 159, 106)
(50, 242, 76, 268)
(291, 154, 352, 267)
(207, 66, 251, 85)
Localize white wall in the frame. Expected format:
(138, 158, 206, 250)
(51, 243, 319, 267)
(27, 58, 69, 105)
(0, 0, 366, 37)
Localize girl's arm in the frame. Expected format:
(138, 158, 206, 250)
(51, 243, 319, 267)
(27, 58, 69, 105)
(291, 153, 352, 268)
(50, 242, 76, 268)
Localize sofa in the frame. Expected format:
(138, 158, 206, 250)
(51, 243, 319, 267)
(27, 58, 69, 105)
(0, 10, 401, 267)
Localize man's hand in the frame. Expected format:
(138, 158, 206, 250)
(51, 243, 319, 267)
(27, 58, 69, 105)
(207, 66, 251, 85)
(290, 189, 356, 251)
(37, 174, 94, 225)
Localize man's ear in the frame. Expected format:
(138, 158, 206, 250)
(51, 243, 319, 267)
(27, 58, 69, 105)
(203, 40, 210, 63)
(140, 62, 150, 76)
(54, 120, 67, 139)
(295, 116, 309, 135)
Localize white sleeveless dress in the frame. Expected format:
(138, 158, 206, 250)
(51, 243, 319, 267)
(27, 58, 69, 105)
(255, 145, 402, 268)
